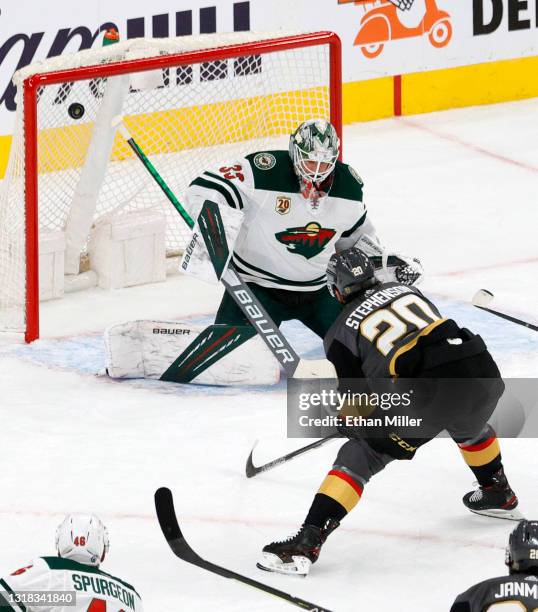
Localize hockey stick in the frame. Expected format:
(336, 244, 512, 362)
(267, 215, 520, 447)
(246, 433, 340, 478)
(472, 290, 538, 332)
(154, 487, 334, 612)
(113, 117, 303, 377)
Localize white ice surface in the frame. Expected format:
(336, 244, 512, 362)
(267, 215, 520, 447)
(1, 98, 538, 612)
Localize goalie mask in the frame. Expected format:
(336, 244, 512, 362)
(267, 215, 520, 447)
(326, 247, 376, 304)
(289, 119, 339, 204)
(56, 514, 110, 567)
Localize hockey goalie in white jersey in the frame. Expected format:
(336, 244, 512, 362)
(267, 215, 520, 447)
(104, 119, 422, 385)
(0, 514, 143, 612)
(183, 118, 423, 339)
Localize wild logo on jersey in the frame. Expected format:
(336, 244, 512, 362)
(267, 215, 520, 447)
(275, 222, 336, 259)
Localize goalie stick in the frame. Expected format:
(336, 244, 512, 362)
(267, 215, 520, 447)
(246, 434, 340, 478)
(472, 289, 538, 332)
(113, 117, 303, 377)
(154, 487, 334, 612)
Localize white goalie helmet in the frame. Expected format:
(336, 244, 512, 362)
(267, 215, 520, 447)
(289, 119, 340, 184)
(55, 514, 110, 567)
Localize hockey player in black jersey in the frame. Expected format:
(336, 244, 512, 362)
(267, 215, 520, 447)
(451, 520, 538, 611)
(258, 247, 520, 576)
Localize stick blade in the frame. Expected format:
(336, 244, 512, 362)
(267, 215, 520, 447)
(154, 488, 335, 610)
(472, 289, 494, 307)
(245, 440, 259, 478)
(155, 487, 205, 566)
(155, 487, 181, 542)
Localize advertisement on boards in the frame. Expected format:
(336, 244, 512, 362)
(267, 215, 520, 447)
(0, 1, 537, 133)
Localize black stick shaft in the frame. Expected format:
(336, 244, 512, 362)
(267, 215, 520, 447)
(246, 434, 340, 478)
(155, 488, 333, 611)
(474, 305, 538, 332)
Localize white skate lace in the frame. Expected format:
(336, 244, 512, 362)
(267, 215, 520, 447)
(469, 489, 484, 502)
(275, 530, 301, 545)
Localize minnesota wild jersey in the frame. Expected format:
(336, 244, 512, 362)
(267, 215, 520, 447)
(184, 150, 372, 292)
(1, 557, 143, 611)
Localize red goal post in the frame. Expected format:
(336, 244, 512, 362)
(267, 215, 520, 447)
(0, 30, 342, 342)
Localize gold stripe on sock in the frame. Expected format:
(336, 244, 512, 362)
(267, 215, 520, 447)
(318, 472, 362, 513)
(460, 438, 501, 467)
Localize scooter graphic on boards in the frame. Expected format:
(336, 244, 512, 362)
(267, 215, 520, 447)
(353, 0, 452, 58)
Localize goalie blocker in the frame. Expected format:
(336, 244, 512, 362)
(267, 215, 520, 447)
(180, 199, 244, 284)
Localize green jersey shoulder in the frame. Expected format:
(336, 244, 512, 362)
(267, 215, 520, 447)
(245, 150, 364, 203)
(245, 150, 298, 193)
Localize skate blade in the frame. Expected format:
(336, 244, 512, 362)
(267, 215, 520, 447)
(469, 507, 525, 521)
(256, 553, 311, 576)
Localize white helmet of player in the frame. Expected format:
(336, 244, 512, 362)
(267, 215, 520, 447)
(55, 514, 110, 567)
(289, 119, 340, 185)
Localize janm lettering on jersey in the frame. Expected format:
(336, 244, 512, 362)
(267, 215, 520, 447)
(494, 581, 538, 599)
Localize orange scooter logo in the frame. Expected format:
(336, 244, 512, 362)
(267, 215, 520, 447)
(339, 0, 452, 59)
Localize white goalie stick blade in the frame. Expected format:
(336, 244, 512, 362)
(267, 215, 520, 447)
(468, 507, 525, 522)
(257, 553, 312, 577)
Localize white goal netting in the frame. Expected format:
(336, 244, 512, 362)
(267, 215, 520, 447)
(0, 30, 337, 337)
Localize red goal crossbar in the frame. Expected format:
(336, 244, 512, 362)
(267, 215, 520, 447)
(21, 31, 342, 342)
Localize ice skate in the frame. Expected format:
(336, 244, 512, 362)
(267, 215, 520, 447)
(257, 519, 339, 576)
(463, 468, 523, 521)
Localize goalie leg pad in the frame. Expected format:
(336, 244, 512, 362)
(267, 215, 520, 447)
(104, 320, 280, 386)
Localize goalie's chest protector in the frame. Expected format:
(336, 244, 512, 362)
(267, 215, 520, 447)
(231, 151, 367, 292)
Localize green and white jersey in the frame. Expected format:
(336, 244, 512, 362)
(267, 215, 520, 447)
(1, 557, 143, 612)
(184, 150, 375, 292)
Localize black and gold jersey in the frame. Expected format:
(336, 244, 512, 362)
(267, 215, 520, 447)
(324, 281, 448, 378)
(451, 574, 538, 611)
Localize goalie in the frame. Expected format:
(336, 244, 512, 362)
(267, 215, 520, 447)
(183, 118, 423, 341)
(105, 119, 422, 385)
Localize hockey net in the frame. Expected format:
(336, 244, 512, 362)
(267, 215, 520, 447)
(0, 30, 341, 341)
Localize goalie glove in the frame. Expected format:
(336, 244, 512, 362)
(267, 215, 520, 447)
(353, 234, 423, 286)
